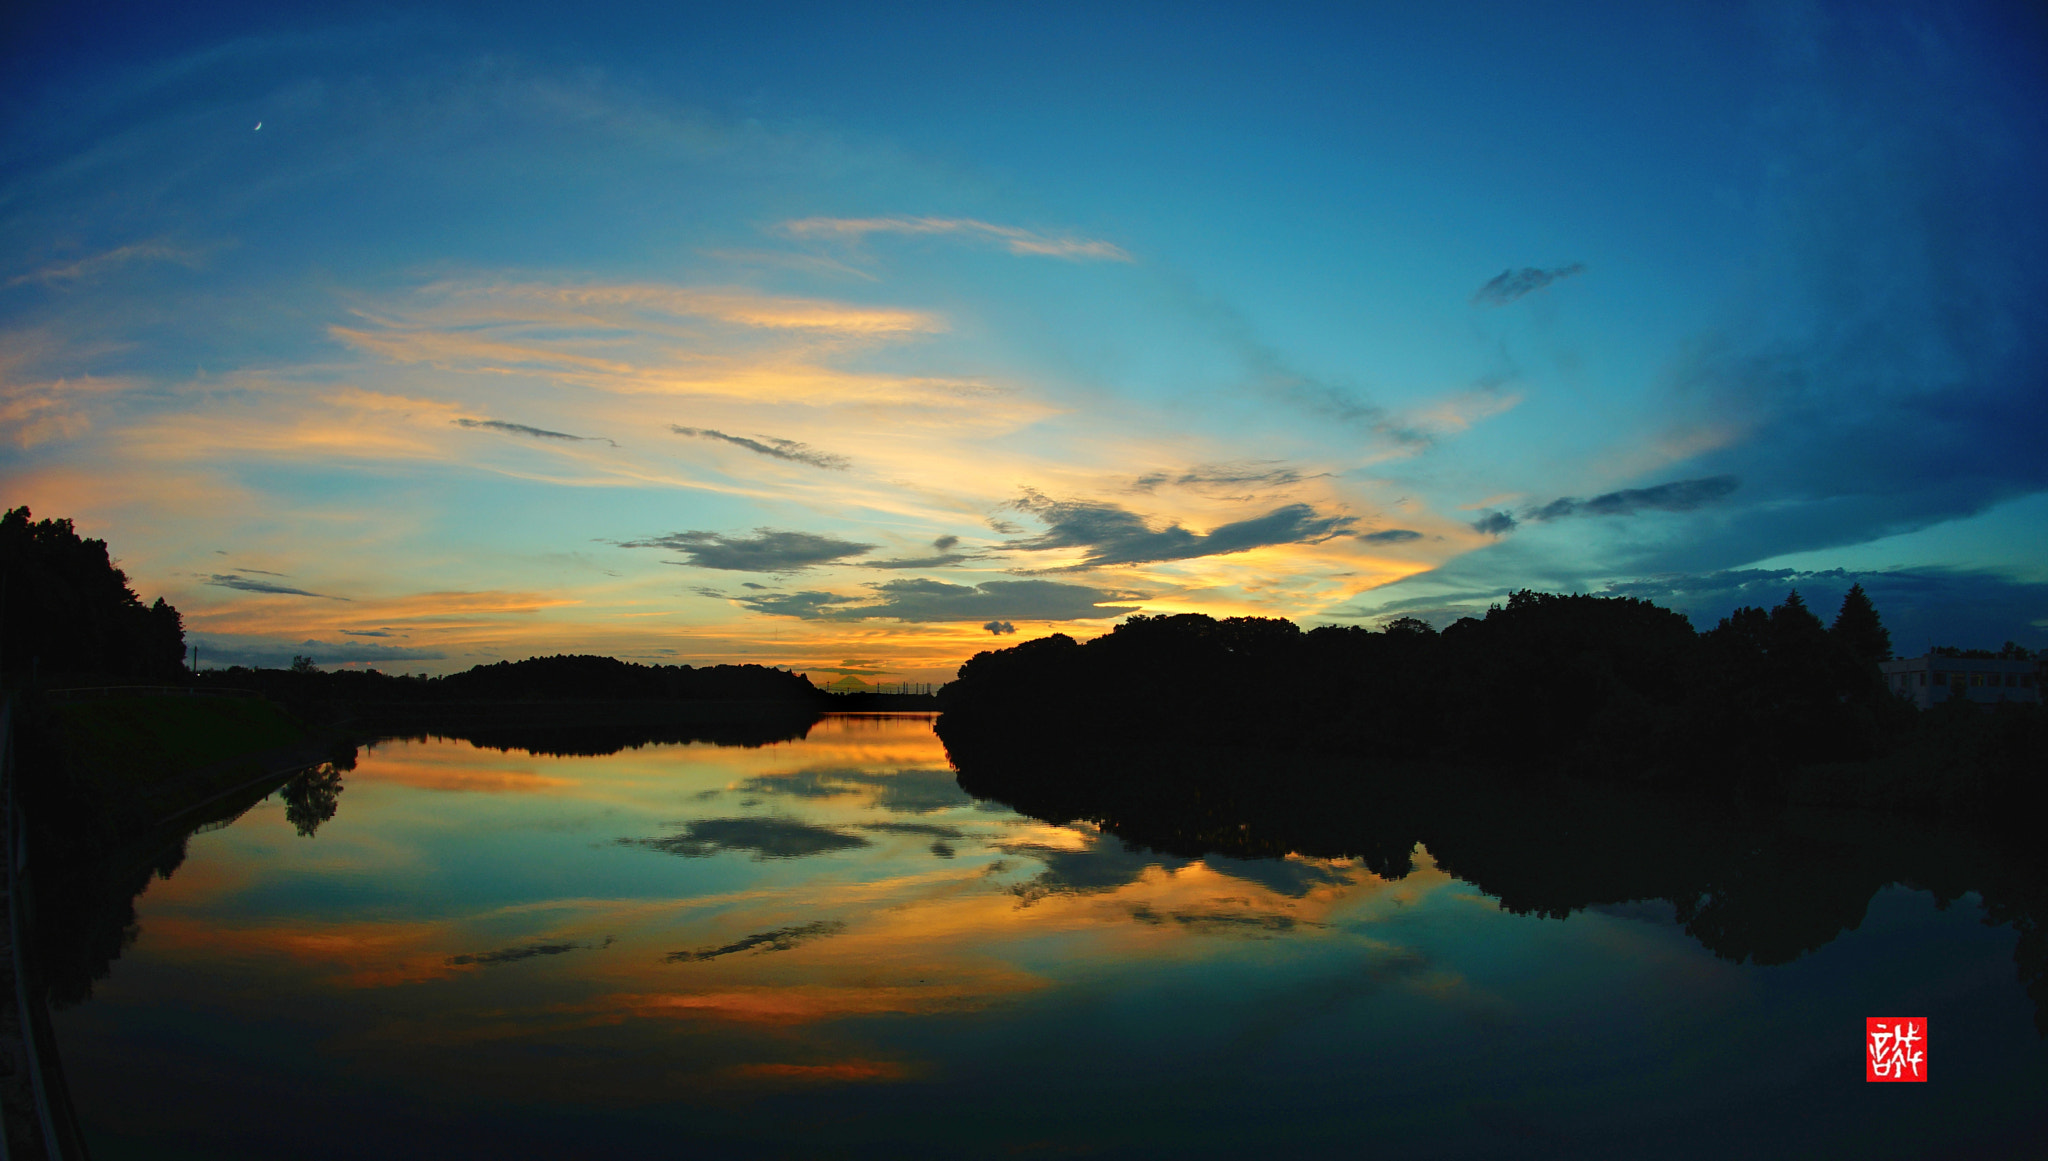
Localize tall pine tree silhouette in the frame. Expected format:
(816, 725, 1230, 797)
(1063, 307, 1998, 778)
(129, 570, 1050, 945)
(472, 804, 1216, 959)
(1829, 583, 1892, 667)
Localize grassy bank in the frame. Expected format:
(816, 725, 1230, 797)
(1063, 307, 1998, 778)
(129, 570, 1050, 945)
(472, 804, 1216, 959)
(33, 695, 316, 839)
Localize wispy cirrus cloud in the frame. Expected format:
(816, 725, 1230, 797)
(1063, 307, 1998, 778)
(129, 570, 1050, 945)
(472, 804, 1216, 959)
(781, 216, 1131, 262)
(0, 372, 132, 448)
(670, 425, 848, 470)
(617, 529, 876, 572)
(1472, 262, 1586, 306)
(6, 241, 204, 288)
(409, 280, 942, 333)
(1007, 490, 1355, 571)
(325, 279, 980, 409)
(454, 417, 616, 446)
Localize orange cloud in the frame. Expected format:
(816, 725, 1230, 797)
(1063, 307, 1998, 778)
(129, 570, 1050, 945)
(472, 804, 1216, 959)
(0, 372, 133, 448)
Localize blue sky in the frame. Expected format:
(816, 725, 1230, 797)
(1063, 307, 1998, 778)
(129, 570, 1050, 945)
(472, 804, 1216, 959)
(3, 1, 2044, 678)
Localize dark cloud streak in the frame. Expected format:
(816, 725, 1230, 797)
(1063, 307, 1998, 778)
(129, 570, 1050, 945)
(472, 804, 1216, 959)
(1132, 462, 1317, 496)
(617, 528, 874, 572)
(1472, 262, 1586, 306)
(666, 921, 844, 963)
(454, 418, 615, 446)
(671, 425, 849, 470)
(734, 577, 1143, 623)
(448, 941, 590, 967)
(205, 574, 349, 600)
(1528, 476, 1740, 522)
(623, 818, 870, 860)
(1008, 490, 1354, 571)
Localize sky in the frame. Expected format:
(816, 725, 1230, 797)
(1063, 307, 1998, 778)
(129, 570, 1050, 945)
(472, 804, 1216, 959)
(3, 1, 2045, 681)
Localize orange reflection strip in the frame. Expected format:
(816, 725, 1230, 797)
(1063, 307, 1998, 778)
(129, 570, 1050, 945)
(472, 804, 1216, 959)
(728, 1059, 912, 1083)
(599, 984, 994, 1025)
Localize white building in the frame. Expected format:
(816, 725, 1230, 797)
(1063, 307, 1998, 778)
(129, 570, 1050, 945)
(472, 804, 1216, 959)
(1878, 654, 2039, 710)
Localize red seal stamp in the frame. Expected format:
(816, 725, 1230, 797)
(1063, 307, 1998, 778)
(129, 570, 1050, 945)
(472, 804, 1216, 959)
(1866, 1017, 1927, 1082)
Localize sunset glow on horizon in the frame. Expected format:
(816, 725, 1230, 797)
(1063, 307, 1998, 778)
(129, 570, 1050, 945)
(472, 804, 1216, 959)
(5, 2, 2044, 681)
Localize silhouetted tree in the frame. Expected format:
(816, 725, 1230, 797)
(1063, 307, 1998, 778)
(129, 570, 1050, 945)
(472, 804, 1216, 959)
(0, 505, 185, 681)
(1830, 583, 1892, 667)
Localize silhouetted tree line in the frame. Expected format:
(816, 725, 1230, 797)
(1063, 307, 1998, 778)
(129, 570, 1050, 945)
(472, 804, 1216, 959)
(1, 506, 184, 683)
(939, 586, 2043, 808)
(200, 653, 829, 706)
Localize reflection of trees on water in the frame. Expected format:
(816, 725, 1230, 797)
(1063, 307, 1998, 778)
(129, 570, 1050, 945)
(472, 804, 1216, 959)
(946, 735, 2048, 1035)
(386, 715, 820, 758)
(32, 718, 831, 1008)
(33, 772, 286, 1007)
(280, 764, 346, 837)
(36, 744, 357, 1006)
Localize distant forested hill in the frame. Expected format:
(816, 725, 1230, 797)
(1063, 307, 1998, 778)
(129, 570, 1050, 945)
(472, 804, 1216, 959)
(201, 653, 828, 706)
(937, 590, 2045, 813)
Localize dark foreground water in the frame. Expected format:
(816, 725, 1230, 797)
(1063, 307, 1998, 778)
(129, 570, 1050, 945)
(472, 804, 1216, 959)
(49, 715, 2048, 1158)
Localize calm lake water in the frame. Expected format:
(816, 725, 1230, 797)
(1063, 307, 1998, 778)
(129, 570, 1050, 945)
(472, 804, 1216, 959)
(51, 714, 2048, 1158)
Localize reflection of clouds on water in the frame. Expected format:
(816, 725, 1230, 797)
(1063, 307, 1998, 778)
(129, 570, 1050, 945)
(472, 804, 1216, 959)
(448, 938, 609, 967)
(1202, 854, 1355, 898)
(624, 818, 870, 859)
(668, 921, 846, 963)
(1003, 833, 1192, 903)
(1127, 904, 1317, 937)
(857, 821, 965, 839)
(735, 766, 975, 814)
(123, 727, 1523, 1117)
(352, 756, 574, 795)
